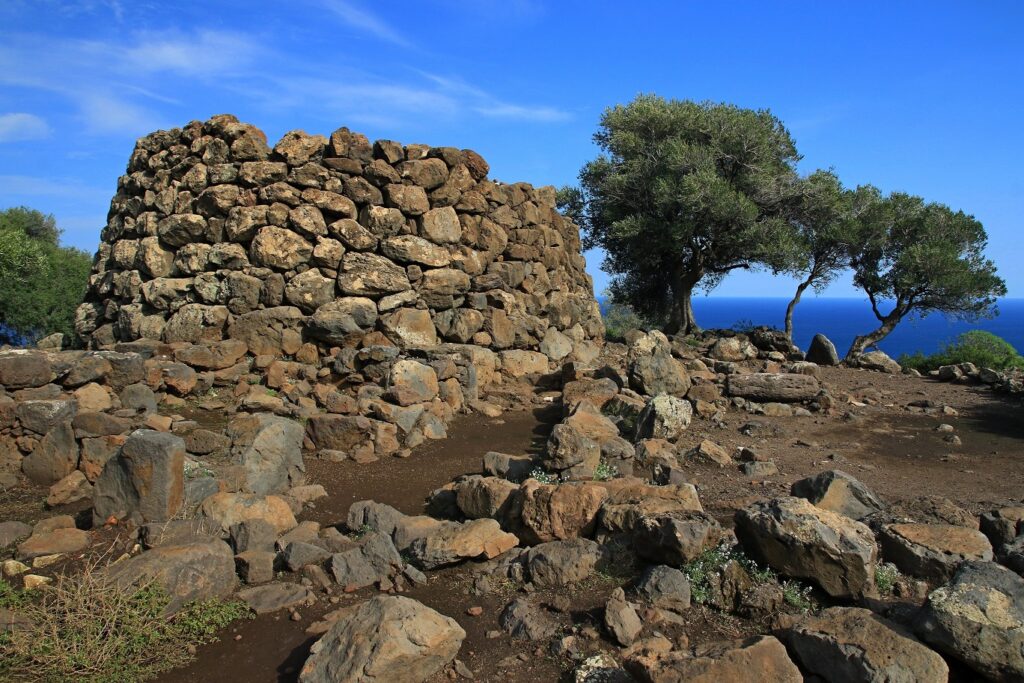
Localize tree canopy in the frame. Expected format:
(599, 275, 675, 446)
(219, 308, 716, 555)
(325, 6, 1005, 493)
(845, 193, 1006, 358)
(0, 207, 92, 345)
(566, 95, 803, 334)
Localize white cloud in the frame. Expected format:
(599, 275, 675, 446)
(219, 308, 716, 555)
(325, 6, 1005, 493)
(120, 30, 262, 76)
(473, 102, 571, 122)
(0, 113, 51, 142)
(319, 1, 412, 48)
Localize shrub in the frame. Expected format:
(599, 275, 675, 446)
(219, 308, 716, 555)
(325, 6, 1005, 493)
(898, 330, 1024, 372)
(601, 300, 648, 342)
(0, 563, 251, 682)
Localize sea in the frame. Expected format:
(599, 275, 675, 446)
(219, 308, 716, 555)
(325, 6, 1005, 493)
(601, 297, 1024, 360)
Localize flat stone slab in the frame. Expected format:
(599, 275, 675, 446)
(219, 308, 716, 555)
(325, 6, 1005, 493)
(879, 523, 992, 583)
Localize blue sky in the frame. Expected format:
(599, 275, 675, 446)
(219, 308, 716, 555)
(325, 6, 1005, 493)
(1, 1, 1021, 298)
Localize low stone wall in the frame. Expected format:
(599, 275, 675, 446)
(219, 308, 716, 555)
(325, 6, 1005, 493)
(74, 115, 603, 361)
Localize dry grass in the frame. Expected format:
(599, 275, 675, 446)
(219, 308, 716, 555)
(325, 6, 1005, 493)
(1, 552, 249, 682)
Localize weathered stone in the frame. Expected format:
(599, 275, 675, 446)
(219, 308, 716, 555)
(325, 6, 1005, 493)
(46, 470, 93, 506)
(381, 235, 451, 266)
(380, 307, 438, 347)
(545, 422, 600, 474)
(299, 596, 465, 683)
(518, 480, 608, 545)
(329, 531, 401, 588)
(734, 497, 877, 599)
(308, 298, 377, 344)
(93, 429, 185, 525)
(633, 510, 723, 566)
(238, 583, 313, 614)
(101, 541, 236, 614)
(636, 565, 691, 612)
(879, 523, 993, 583)
(626, 635, 802, 682)
(856, 350, 902, 374)
(16, 527, 89, 560)
(16, 399, 77, 435)
(806, 333, 840, 365)
(199, 492, 297, 535)
(250, 226, 313, 270)
(791, 469, 885, 520)
(0, 353, 53, 389)
(684, 439, 732, 467)
(387, 360, 439, 407)
(916, 561, 1024, 683)
(407, 518, 518, 569)
(500, 597, 559, 641)
(636, 394, 692, 441)
(226, 413, 305, 496)
(725, 373, 820, 402)
(500, 350, 549, 377)
(782, 606, 948, 683)
(629, 349, 691, 397)
(284, 268, 336, 313)
(526, 538, 601, 586)
(337, 252, 411, 296)
(419, 206, 461, 242)
(21, 421, 78, 485)
(980, 507, 1024, 549)
(605, 587, 642, 646)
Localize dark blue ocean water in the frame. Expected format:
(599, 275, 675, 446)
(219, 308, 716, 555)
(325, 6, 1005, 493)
(603, 298, 1024, 359)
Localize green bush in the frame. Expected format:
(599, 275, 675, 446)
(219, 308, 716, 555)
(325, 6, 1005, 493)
(898, 330, 1024, 372)
(0, 206, 92, 344)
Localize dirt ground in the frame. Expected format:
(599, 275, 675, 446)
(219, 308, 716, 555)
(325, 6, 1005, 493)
(150, 367, 1023, 683)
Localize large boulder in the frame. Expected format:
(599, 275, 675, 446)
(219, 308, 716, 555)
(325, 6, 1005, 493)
(100, 541, 237, 614)
(387, 360, 439, 407)
(790, 470, 885, 520)
(725, 373, 820, 402)
(628, 349, 691, 397)
(198, 492, 297, 535)
(525, 538, 602, 586)
(627, 635, 801, 682)
(299, 595, 465, 683)
(329, 531, 402, 589)
(782, 607, 948, 683)
(92, 429, 185, 525)
(636, 394, 692, 441)
(879, 523, 993, 583)
(632, 510, 723, 566)
(544, 422, 600, 477)
(406, 518, 518, 569)
(734, 497, 877, 599)
(21, 420, 78, 486)
(516, 480, 608, 545)
(806, 334, 840, 366)
(0, 352, 53, 389)
(854, 350, 902, 374)
(916, 561, 1024, 683)
(635, 564, 692, 612)
(226, 413, 305, 496)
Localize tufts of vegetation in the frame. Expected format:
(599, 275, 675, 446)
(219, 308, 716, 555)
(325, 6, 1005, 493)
(683, 544, 815, 613)
(874, 562, 902, 595)
(528, 467, 559, 485)
(350, 523, 374, 539)
(594, 460, 619, 481)
(0, 566, 251, 683)
(600, 299, 653, 342)
(898, 330, 1024, 373)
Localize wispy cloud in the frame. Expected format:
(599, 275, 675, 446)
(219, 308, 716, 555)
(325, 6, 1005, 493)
(319, 0, 412, 48)
(473, 102, 571, 122)
(0, 113, 51, 142)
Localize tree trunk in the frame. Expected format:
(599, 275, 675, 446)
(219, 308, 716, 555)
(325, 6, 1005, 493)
(666, 266, 703, 336)
(784, 279, 812, 342)
(845, 313, 902, 360)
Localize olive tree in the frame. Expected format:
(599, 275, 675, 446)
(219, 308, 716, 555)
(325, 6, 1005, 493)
(566, 95, 802, 334)
(846, 193, 1006, 359)
(774, 171, 873, 341)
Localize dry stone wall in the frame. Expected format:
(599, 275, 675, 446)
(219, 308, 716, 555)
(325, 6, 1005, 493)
(75, 115, 603, 360)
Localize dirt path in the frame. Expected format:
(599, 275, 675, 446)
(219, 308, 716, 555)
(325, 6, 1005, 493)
(158, 404, 564, 683)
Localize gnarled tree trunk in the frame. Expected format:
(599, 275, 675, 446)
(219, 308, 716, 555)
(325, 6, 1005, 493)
(784, 278, 812, 342)
(845, 310, 903, 360)
(665, 265, 703, 335)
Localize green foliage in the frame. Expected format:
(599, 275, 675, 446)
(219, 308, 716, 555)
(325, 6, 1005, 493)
(573, 95, 805, 333)
(594, 460, 619, 481)
(874, 563, 902, 596)
(0, 206, 92, 343)
(528, 467, 558, 484)
(600, 291, 659, 341)
(781, 580, 815, 612)
(847, 193, 1006, 357)
(683, 544, 815, 613)
(0, 578, 31, 610)
(0, 570, 251, 683)
(898, 330, 1024, 372)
